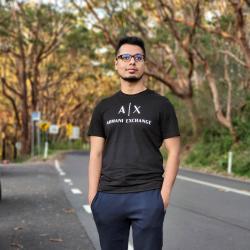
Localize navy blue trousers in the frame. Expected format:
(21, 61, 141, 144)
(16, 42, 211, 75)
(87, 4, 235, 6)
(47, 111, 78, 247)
(91, 188, 166, 250)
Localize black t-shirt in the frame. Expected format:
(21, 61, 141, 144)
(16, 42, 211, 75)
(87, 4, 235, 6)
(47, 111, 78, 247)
(87, 88, 180, 193)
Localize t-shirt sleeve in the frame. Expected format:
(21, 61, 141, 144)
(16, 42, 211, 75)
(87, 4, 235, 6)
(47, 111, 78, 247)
(160, 100, 180, 139)
(87, 101, 106, 138)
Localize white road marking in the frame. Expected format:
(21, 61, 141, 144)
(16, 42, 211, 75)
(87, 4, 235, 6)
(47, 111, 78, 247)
(54, 157, 134, 250)
(83, 205, 92, 214)
(64, 178, 73, 185)
(177, 175, 250, 197)
(71, 188, 82, 194)
(54, 160, 66, 176)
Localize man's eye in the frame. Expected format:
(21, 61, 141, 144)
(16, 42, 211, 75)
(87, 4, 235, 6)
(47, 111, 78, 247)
(122, 55, 131, 60)
(135, 55, 143, 61)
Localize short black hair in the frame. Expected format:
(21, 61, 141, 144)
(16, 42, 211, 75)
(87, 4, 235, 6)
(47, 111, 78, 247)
(115, 36, 146, 58)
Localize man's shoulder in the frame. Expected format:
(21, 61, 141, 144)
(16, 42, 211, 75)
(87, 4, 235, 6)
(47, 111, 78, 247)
(102, 91, 119, 102)
(148, 89, 172, 105)
(94, 91, 119, 108)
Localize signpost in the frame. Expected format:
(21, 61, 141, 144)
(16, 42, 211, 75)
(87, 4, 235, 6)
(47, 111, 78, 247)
(66, 123, 73, 138)
(38, 121, 50, 160)
(31, 112, 41, 156)
(49, 124, 59, 135)
(70, 126, 80, 140)
(42, 124, 60, 160)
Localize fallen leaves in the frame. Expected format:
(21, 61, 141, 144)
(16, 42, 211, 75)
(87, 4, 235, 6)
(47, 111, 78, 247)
(49, 238, 64, 243)
(10, 242, 23, 249)
(63, 208, 75, 214)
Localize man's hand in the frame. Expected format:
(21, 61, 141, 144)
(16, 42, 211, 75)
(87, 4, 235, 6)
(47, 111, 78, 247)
(88, 193, 97, 206)
(161, 190, 170, 209)
(161, 136, 181, 210)
(88, 136, 105, 207)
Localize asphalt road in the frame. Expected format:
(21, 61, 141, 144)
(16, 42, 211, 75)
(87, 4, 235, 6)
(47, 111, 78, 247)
(57, 151, 250, 250)
(0, 160, 95, 250)
(1, 151, 250, 250)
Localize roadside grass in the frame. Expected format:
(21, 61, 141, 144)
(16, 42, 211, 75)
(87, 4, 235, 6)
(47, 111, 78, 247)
(13, 140, 90, 163)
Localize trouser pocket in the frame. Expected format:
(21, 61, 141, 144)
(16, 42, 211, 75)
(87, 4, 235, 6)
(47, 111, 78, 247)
(158, 189, 166, 213)
(90, 192, 100, 210)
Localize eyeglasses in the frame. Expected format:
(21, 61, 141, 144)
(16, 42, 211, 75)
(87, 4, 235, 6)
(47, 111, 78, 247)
(116, 53, 145, 62)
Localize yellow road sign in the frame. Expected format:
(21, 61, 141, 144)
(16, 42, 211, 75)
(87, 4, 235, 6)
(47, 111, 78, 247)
(66, 123, 73, 137)
(38, 121, 50, 132)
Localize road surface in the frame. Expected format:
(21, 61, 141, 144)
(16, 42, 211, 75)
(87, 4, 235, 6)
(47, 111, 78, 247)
(1, 151, 250, 250)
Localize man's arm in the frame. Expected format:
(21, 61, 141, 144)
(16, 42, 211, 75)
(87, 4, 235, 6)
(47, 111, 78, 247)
(161, 136, 181, 209)
(88, 136, 105, 205)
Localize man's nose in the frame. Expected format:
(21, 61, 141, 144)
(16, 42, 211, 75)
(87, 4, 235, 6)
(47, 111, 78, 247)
(129, 57, 136, 65)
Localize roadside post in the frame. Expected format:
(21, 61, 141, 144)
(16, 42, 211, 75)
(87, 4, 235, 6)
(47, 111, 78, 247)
(38, 121, 50, 160)
(227, 151, 233, 174)
(31, 111, 41, 156)
(45, 124, 60, 160)
(70, 126, 80, 140)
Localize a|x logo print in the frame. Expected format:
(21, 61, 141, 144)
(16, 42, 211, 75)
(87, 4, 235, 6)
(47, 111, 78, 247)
(118, 103, 141, 116)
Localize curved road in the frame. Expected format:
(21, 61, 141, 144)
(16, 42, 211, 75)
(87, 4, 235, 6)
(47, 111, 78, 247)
(57, 151, 250, 250)
(1, 151, 250, 250)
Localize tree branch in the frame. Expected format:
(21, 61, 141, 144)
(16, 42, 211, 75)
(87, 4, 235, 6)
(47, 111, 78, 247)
(0, 77, 22, 98)
(1, 77, 21, 127)
(219, 49, 248, 68)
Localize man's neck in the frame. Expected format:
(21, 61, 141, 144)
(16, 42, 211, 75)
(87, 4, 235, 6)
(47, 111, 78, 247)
(120, 79, 147, 95)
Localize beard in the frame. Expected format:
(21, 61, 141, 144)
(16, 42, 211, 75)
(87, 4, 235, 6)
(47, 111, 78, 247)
(120, 73, 144, 83)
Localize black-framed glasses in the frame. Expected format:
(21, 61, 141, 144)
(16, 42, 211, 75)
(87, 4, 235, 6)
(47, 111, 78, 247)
(116, 53, 145, 62)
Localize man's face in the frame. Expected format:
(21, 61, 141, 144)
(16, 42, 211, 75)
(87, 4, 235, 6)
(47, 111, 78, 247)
(115, 44, 145, 82)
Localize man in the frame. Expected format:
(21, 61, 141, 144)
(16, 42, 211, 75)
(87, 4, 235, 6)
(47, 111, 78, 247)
(87, 36, 181, 250)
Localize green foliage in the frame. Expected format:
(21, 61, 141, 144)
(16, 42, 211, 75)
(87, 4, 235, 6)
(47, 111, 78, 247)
(198, 32, 213, 51)
(64, 26, 91, 51)
(186, 127, 231, 163)
(135, 8, 143, 17)
(233, 94, 250, 144)
(185, 124, 250, 177)
(1, 0, 250, 179)
(180, 91, 250, 178)
(0, 27, 9, 37)
(153, 27, 170, 43)
(219, 14, 234, 31)
(163, 92, 250, 178)
(46, 63, 58, 73)
(14, 140, 89, 163)
(49, 139, 85, 151)
(165, 93, 193, 145)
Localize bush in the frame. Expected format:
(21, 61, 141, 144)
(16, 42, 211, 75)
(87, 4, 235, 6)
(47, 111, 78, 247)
(184, 124, 250, 177)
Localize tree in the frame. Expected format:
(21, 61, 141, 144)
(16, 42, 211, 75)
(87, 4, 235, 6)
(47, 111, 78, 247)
(0, 1, 76, 154)
(71, 0, 250, 142)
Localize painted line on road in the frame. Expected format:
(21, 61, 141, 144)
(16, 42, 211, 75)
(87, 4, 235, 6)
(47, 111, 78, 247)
(55, 160, 82, 195)
(71, 188, 82, 194)
(64, 178, 73, 186)
(54, 160, 66, 176)
(177, 175, 250, 197)
(83, 205, 92, 214)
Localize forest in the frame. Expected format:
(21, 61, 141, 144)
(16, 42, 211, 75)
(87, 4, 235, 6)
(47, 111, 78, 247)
(0, 0, 249, 177)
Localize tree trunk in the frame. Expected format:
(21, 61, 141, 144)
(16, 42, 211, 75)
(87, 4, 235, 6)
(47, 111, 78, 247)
(2, 137, 6, 161)
(183, 97, 199, 137)
(20, 102, 30, 155)
(204, 62, 238, 143)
